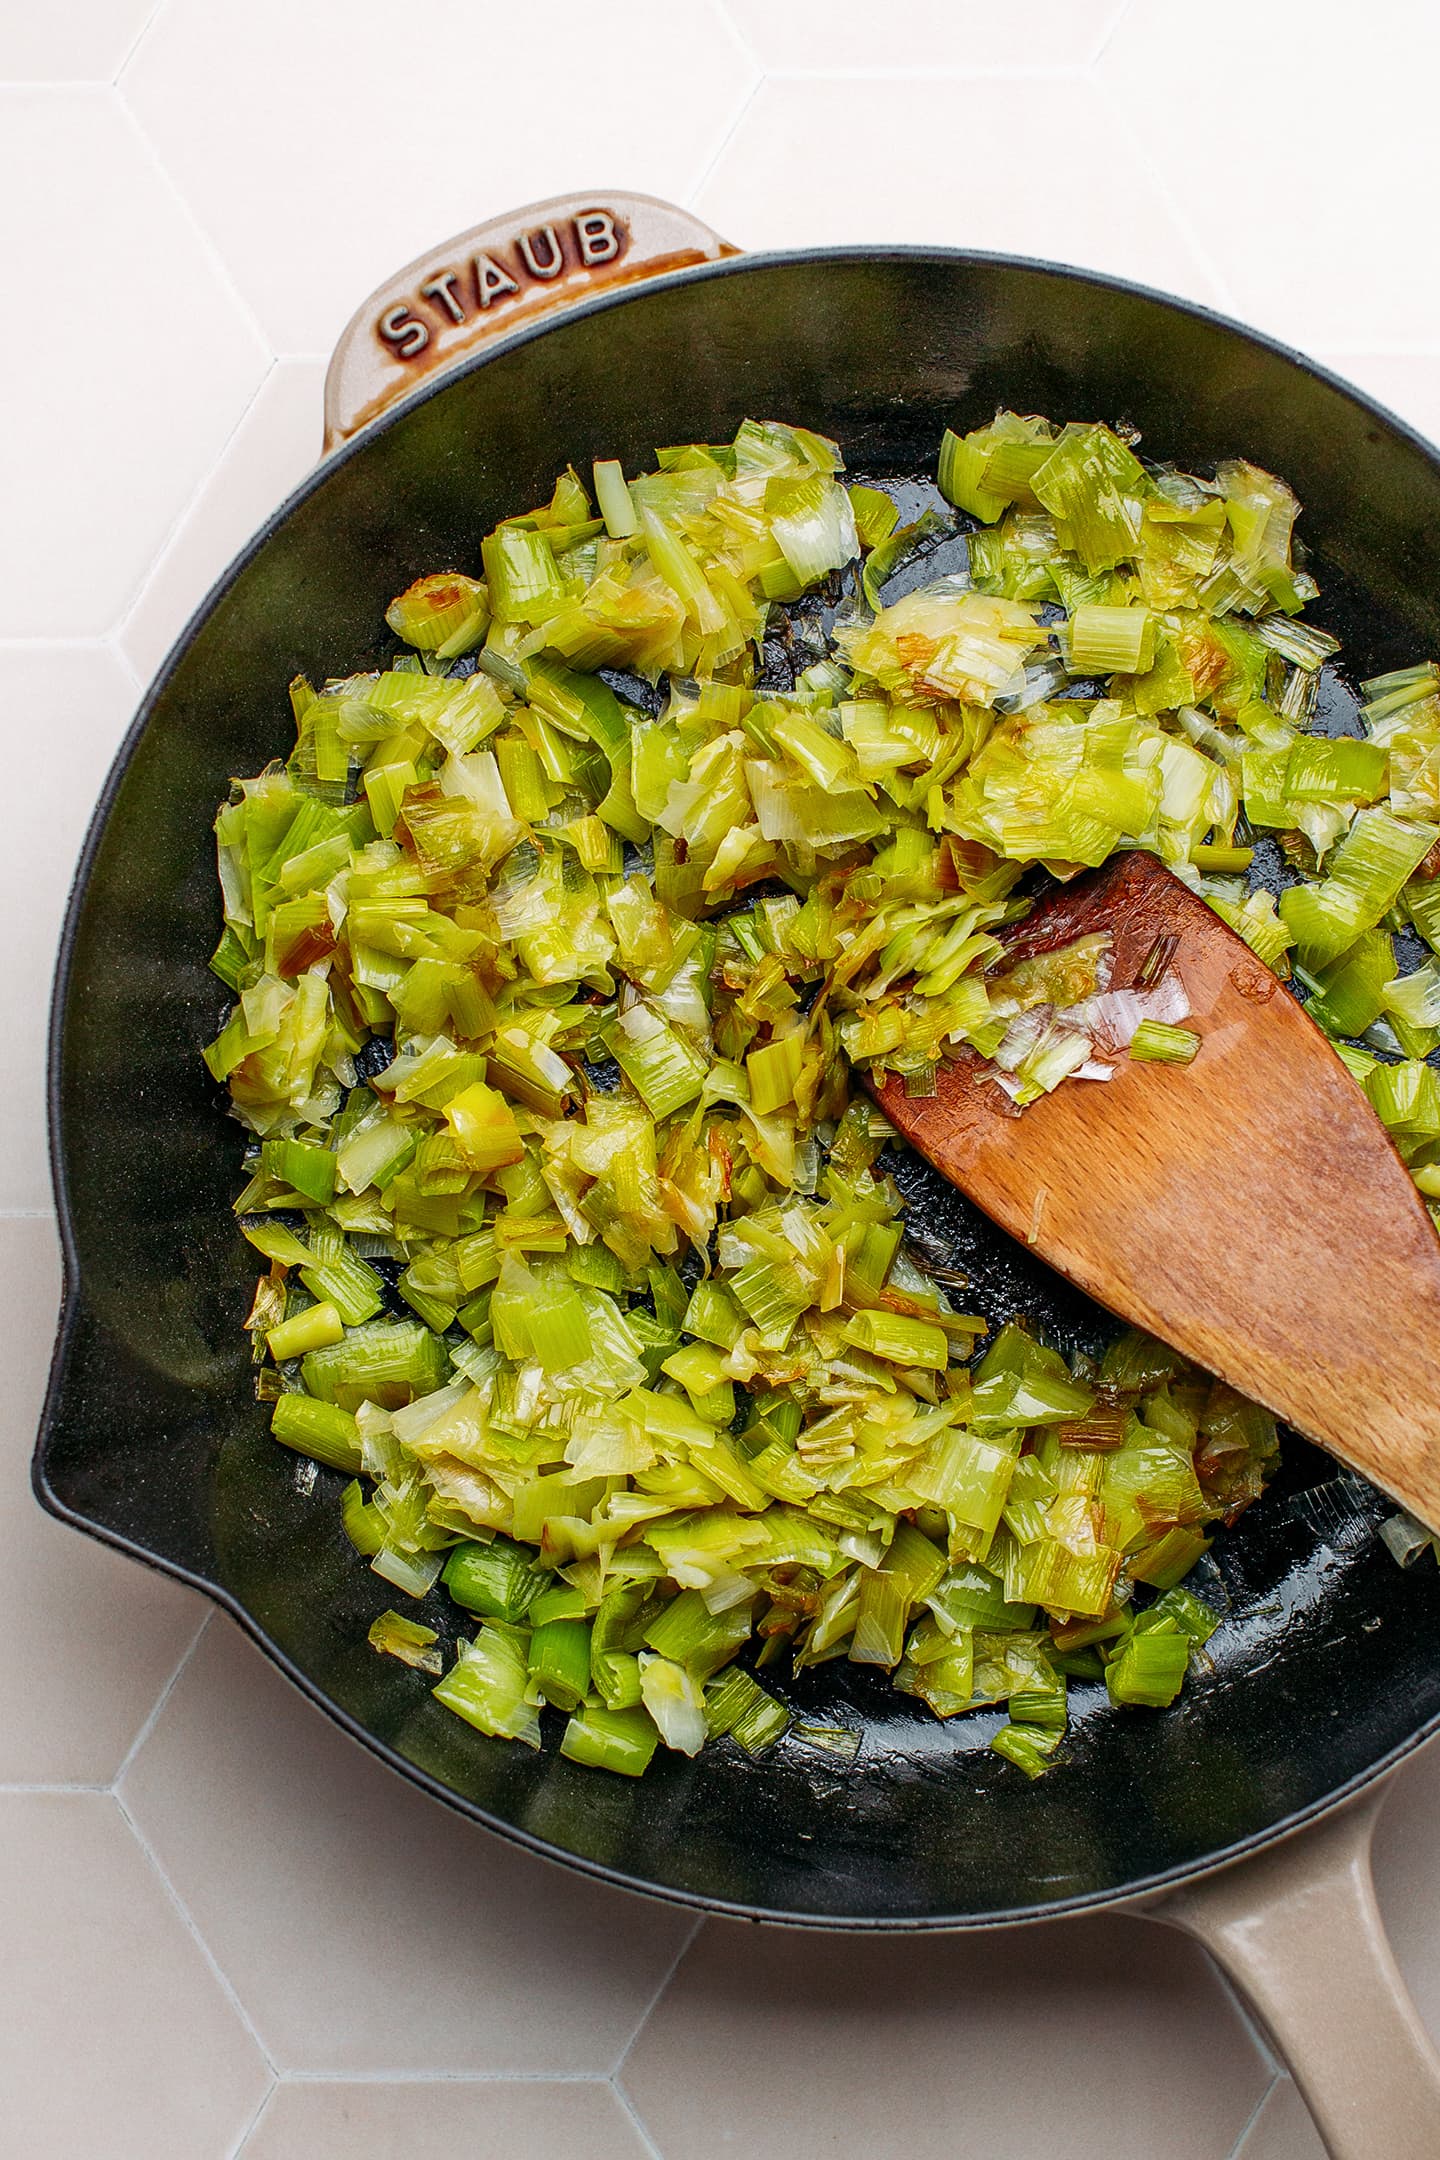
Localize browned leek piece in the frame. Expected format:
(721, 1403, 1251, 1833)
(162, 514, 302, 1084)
(872, 850, 1440, 1533)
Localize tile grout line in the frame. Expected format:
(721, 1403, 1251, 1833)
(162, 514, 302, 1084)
(109, 639, 145, 692)
(609, 1913, 706, 2079)
(109, 352, 279, 660)
(610, 2074, 667, 2160)
(0, 1780, 109, 1794)
(1087, 69, 1242, 319)
(684, 77, 763, 217)
(111, 0, 169, 85)
(707, 0, 767, 81)
(278, 2070, 620, 2086)
(1224, 2069, 1282, 2160)
(1208, 1957, 1281, 2079)
(114, 1781, 281, 2077)
(110, 1610, 211, 1790)
(0, 638, 115, 651)
(1089, 0, 1139, 67)
(226, 2073, 278, 2160)
(759, 61, 1094, 81)
(108, 84, 276, 362)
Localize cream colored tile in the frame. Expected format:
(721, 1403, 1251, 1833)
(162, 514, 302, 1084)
(244, 2078, 651, 2160)
(1102, 2, 1440, 349)
(695, 74, 1218, 310)
(0, 0, 156, 79)
(622, 1913, 1266, 2160)
(0, 647, 140, 1212)
(121, 0, 756, 353)
(120, 1619, 693, 2072)
(1373, 1732, 1440, 2043)
(1236, 2079, 1326, 2160)
(1314, 354, 1440, 454)
(119, 358, 326, 685)
(0, 90, 269, 637)
(720, 0, 1124, 70)
(3, 1215, 204, 1780)
(0, 1792, 270, 2155)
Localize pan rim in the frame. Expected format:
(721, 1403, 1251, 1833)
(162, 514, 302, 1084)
(37, 238, 1440, 1928)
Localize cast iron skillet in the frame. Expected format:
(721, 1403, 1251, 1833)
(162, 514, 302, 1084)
(34, 194, 1440, 2156)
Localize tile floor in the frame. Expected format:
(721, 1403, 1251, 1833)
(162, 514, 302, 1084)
(6, 2, 1440, 2152)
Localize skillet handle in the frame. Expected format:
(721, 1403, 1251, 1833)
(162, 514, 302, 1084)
(1143, 1783, 1440, 2158)
(322, 191, 739, 453)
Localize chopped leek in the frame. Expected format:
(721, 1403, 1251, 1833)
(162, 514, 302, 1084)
(1129, 1021, 1200, 1065)
(368, 1609, 443, 1674)
(216, 405, 1422, 1782)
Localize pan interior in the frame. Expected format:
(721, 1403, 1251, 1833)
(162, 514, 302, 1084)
(39, 252, 1440, 1923)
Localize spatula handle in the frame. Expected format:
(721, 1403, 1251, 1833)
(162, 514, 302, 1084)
(1144, 1777, 1440, 2158)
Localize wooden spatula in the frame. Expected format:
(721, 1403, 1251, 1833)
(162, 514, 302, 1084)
(871, 849, 1440, 1532)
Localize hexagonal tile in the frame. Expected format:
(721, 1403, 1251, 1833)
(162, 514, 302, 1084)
(1374, 1731, 1440, 2043)
(718, 0, 1125, 71)
(1236, 2080, 1325, 2160)
(622, 1912, 1268, 2160)
(1101, 3, 1440, 350)
(694, 74, 1219, 309)
(0, 647, 144, 1214)
(0, 90, 269, 638)
(1314, 354, 1440, 456)
(120, 1619, 694, 2073)
(121, 0, 757, 354)
(0, 1792, 270, 2155)
(0, 0, 157, 81)
(2, 1213, 205, 1782)
(119, 357, 326, 687)
(243, 2079, 652, 2160)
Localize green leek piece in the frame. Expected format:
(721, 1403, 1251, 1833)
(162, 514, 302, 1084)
(602, 1003, 707, 1119)
(261, 1139, 336, 1204)
(270, 1393, 363, 1475)
(434, 1625, 542, 1746)
(443, 1537, 545, 1623)
(1280, 809, 1438, 970)
(267, 1300, 343, 1362)
(386, 572, 487, 653)
(593, 459, 638, 540)
(368, 1609, 443, 1673)
(840, 1310, 948, 1369)
(643, 1589, 753, 1681)
(527, 1618, 592, 1712)
(341, 1477, 386, 1553)
(681, 1279, 746, 1352)
(1146, 1585, 1221, 1644)
(1129, 1020, 1200, 1065)
(990, 1722, 1062, 1778)
(1068, 604, 1156, 676)
(301, 1320, 448, 1407)
(298, 1225, 385, 1325)
(639, 1652, 708, 1754)
(1105, 1620, 1192, 1707)
(848, 484, 900, 550)
(482, 524, 565, 624)
(703, 1666, 790, 1754)
(529, 1583, 590, 1626)
(591, 1584, 648, 1710)
(560, 1703, 659, 1776)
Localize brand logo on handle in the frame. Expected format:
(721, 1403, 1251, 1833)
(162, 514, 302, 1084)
(375, 210, 627, 362)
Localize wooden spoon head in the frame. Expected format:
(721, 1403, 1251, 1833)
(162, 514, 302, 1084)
(872, 851, 1440, 1532)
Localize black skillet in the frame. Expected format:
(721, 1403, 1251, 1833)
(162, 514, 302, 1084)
(34, 193, 1440, 2157)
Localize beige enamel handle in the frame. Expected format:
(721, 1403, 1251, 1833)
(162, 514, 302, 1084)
(322, 191, 739, 452)
(1142, 1783, 1440, 2158)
